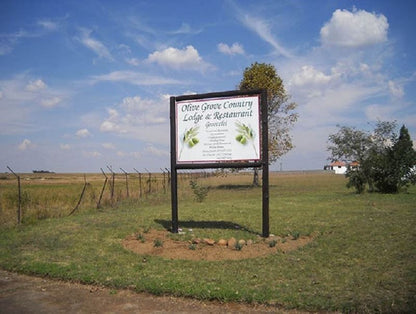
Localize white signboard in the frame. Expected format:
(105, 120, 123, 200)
(176, 95, 261, 163)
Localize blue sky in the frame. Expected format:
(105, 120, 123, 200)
(1, 0, 415, 172)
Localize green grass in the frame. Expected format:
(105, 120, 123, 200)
(0, 172, 415, 312)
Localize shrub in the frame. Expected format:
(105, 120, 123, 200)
(189, 180, 209, 202)
(153, 239, 163, 247)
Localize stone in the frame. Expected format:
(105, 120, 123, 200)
(227, 237, 237, 249)
(192, 238, 201, 244)
(246, 239, 253, 246)
(238, 239, 246, 246)
(203, 238, 215, 246)
(218, 239, 227, 246)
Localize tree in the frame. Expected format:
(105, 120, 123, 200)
(374, 125, 416, 192)
(328, 121, 416, 193)
(239, 62, 298, 185)
(395, 126, 416, 187)
(328, 125, 375, 192)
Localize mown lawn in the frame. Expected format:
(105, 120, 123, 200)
(0, 172, 415, 312)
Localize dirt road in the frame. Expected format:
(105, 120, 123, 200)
(0, 270, 309, 313)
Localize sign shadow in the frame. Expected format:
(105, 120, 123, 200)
(154, 219, 260, 236)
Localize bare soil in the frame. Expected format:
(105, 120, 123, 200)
(122, 229, 315, 261)
(0, 270, 315, 313)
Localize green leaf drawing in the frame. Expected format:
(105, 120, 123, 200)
(235, 121, 257, 158)
(179, 126, 199, 159)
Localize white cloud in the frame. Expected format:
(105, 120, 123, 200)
(365, 104, 395, 121)
(239, 14, 292, 58)
(102, 142, 116, 149)
(146, 46, 211, 71)
(76, 128, 92, 138)
(290, 65, 332, 86)
(320, 8, 388, 47)
(218, 42, 245, 55)
(60, 144, 71, 150)
(388, 80, 404, 98)
(78, 28, 113, 61)
(0, 75, 70, 134)
(90, 70, 182, 86)
(38, 20, 58, 31)
(100, 95, 169, 145)
(100, 120, 117, 133)
(83, 151, 102, 158)
(116, 151, 142, 159)
(18, 139, 33, 151)
(126, 58, 140, 66)
(144, 144, 169, 157)
(26, 79, 47, 91)
(170, 23, 202, 35)
(0, 30, 32, 56)
(41, 96, 62, 108)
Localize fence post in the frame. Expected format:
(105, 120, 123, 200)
(7, 166, 21, 225)
(97, 168, 108, 209)
(106, 166, 115, 204)
(120, 167, 129, 198)
(160, 168, 166, 194)
(69, 174, 88, 216)
(165, 168, 171, 184)
(145, 168, 151, 194)
(133, 168, 142, 198)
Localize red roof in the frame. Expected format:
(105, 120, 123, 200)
(330, 161, 346, 167)
(329, 161, 360, 167)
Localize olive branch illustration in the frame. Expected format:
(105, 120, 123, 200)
(179, 126, 199, 159)
(235, 121, 258, 158)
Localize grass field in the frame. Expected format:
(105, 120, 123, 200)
(0, 171, 415, 312)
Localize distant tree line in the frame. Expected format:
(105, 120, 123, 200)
(32, 170, 55, 174)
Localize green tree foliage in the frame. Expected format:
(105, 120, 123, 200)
(328, 121, 416, 193)
(239, 62, 298, 185)
(239, 62, 298, 164)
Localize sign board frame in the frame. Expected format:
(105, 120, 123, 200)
(170, 89, 269, 237)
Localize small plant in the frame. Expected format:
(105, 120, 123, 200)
(269, 239, 277, 247)
(136, 233, 145, 243)
(291, 231, 300, 240)
(234, 242, 243, 251)
(189, 180, 209, 202)
(188, 243, 196, 250)
(153, 239, 163, 248)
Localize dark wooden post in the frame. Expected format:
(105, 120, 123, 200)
(97, 168, 108, 209)
(106, 166, 115, 203)
(161, 168, 166, 194)
(69, 174, 88, 216)
(261, 89, 269, 238)
(133, 168, 142, 198)
(165, 168, 171, 184)
(7, 166, 21, 225)
(145, 168, 151, 194)
(170, 96, 178, 233)
(120, 168, 129, 198)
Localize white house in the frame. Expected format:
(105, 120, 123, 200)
(327, 161, 347, 174)
(324, 161, 359, 175)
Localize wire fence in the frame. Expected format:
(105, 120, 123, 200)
(0, 167, 217, 226)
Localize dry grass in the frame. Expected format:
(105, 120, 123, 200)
(0, 171, 415, 312)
